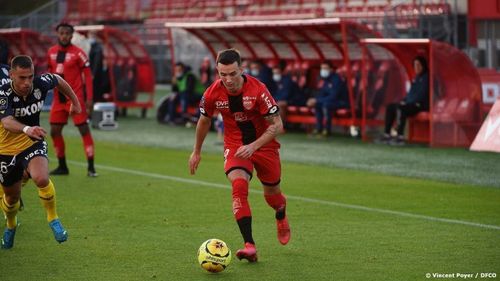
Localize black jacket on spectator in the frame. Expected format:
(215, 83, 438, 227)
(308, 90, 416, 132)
(404, 72, 429, 109)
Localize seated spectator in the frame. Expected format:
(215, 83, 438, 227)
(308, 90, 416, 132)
(307, 61, 349, 137)
(271, 62, 298, 123)
(167, 62, 205, 124)
(378, 56, 429, 145)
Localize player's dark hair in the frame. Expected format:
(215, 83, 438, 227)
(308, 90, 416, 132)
(56, 22, 74, 33)
(278, 59, 287, 72)
(321, 61, 334, 69)
(11, 55, 33, 69)
(216, 49, 241, 66)
(414, 55, 428, 74)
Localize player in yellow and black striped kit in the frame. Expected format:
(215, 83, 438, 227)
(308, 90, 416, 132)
(0, 55, 81, 249)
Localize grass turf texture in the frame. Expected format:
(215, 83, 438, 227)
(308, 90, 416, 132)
(0, 110, 499, 281)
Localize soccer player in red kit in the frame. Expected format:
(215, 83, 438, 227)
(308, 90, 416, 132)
(47, 23, 97, 177)
(189, 49, 291, 262)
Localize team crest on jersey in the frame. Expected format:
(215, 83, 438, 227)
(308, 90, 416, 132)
(13, 96, 19, 102)
(34, 88, 42, 100)
(243, 100, 253, 110)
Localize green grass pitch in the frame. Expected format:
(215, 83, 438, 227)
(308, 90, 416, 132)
(0, 112, 499, 281)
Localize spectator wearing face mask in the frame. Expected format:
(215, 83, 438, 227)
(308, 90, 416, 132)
(271, 62, 299, 125)
(241, 59, 250, 75)
(249, 60, 275, 94)
(307, 61, 349, 137)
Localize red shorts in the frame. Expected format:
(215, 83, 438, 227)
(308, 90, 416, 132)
(224, 147, 281, 186)
(49, 99, 89, 126)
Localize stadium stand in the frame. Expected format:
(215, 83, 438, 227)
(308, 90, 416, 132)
(62, 0, 451, 26)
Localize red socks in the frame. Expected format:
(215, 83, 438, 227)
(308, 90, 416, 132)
(53, 133, 94, 160)
(81, 133, 95, 159)
(232, 178, 251, 220)
(264, 192, 286, 211)
(52, 135, 65, 158)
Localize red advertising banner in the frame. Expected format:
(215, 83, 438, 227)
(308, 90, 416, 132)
(470, 98, 500, 152)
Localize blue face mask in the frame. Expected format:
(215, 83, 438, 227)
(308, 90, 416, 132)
(320, 69, 330, 78)
(250, 69, 259, 76)
(273, 74, 281, 82)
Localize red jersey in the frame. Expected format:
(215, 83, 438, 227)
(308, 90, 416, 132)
(200, 75, 280, 149)
(47, 44, 93, 104)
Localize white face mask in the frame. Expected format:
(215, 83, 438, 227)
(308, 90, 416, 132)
(250, 69, 259, 76)
(243, 68, 250, 74)
(320, 69, 330, 78)
(272, 74, 281, 82)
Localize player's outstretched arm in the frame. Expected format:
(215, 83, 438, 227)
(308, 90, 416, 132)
(189, 114, 212, 175)
(54, 74, 82, 114)
(235, 113, 283, 159)
(1, 116, 46, 140)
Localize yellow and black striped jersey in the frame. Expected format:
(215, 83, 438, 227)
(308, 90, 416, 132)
(0, 73, 58, 155)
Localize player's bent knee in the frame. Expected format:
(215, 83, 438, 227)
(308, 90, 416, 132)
(31, 175, 49, 188)
(3, 193, 20, 205)
(262, 184, 282, 195)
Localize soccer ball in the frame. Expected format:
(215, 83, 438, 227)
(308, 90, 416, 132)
(197, 238, 232, 273)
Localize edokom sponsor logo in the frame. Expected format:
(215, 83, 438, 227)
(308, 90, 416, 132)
(470, 98, 500, 153)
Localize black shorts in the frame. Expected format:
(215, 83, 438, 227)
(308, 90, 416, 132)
(0, 141, 48, 187)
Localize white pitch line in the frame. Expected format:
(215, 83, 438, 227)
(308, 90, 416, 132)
(67, 160, 500, 231)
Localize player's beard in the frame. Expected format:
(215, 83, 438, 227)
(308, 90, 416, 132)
(58, 40, 71, 48)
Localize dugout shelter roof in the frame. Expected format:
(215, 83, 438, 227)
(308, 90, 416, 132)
(360, 38, 483, 147)
(164, 18, 379, 62)
(0, 28, 52, 73)
(164, 18, 381, 122)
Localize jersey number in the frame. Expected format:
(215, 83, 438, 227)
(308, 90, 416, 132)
(0, 161, 9, 174)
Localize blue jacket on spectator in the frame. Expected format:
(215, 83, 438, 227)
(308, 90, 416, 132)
(316, 72, 349, 109)
(273, 73, 295, 102)
(404, 72, 429, 109)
